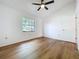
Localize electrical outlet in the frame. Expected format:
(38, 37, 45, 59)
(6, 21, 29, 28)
(5, 37, 8, 39)
(62, 29, 65, 31)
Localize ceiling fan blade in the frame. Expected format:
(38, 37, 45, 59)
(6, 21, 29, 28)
(32, 3, 41, 5)
(45, 0, 54, 5)
(37, 7, 41, 11)
(44, 6, 48, 10)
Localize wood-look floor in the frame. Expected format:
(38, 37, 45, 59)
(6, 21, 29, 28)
(0, 37, 79, 59)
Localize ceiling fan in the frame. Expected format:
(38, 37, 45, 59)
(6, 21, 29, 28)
(32, 0, 54, 11)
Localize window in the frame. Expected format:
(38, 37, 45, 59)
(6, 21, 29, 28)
(22, 17, 35, 32)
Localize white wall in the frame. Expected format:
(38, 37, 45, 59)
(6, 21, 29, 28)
(76, 0, 79, 50)
(0, 4, 42, 47)
(44, 2, 76, 42)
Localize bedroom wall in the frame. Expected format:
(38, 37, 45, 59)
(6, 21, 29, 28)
(76, 0, 79, 50)
(0, 4, 43, 47)
(43, 2, 76, 42)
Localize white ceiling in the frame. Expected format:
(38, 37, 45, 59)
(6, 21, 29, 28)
(0, 0, 76, 19)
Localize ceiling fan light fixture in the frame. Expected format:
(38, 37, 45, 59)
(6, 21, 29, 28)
(41, 4, 45, 8)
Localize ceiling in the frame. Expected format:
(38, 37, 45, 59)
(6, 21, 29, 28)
(0, 0, 76, 19)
